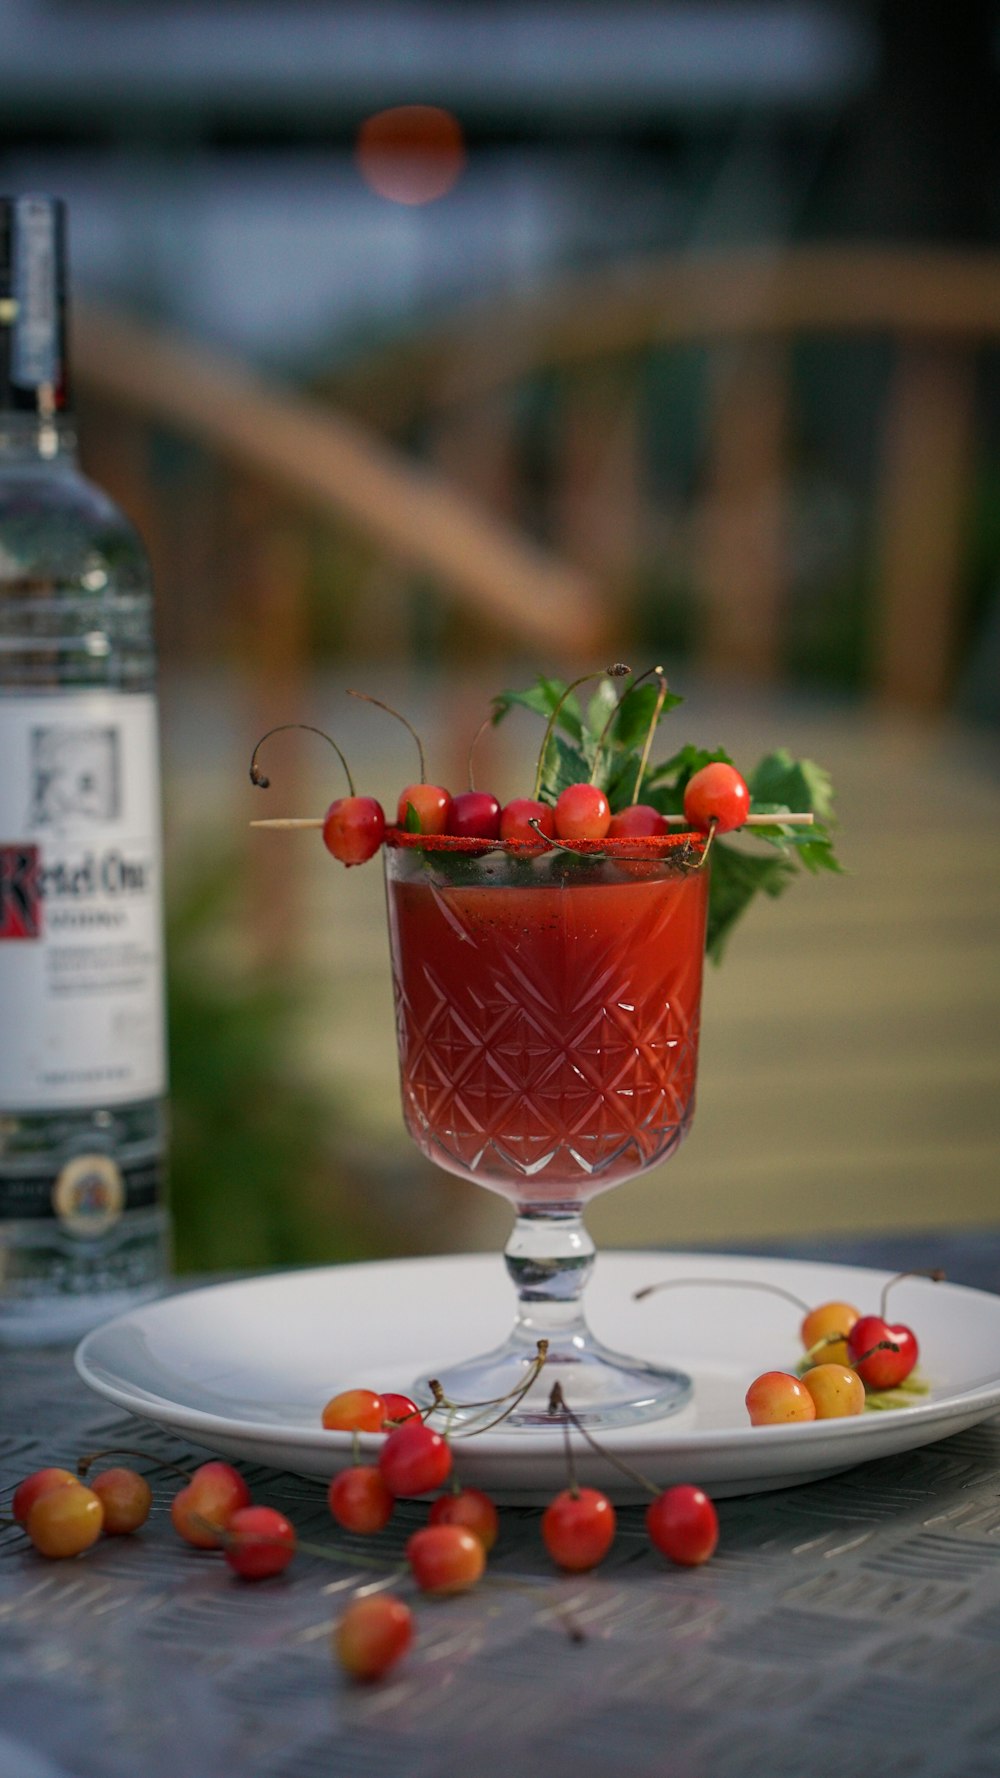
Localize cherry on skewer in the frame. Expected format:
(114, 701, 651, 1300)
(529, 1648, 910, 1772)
(249, 723, 385, 866)
(347, 689, 452, 835)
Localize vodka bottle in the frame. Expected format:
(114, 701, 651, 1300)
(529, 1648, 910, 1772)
(0, 195, 170, 1342)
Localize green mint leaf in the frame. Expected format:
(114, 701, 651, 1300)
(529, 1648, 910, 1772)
(706, 843, 795, 963)
(585, 678, 620, 743)
(491, 676, 584, 743)
(402, 799, 422, 834)
(539, 733, 589, 804)
(749, 750, 836, 823)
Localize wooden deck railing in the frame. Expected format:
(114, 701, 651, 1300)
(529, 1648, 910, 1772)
(73, 247, 1000, 712)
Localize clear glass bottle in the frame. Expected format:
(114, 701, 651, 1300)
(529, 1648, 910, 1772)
(0, 195, 170, 1343)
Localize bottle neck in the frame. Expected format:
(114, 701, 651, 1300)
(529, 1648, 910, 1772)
(0, 410, 78, 467)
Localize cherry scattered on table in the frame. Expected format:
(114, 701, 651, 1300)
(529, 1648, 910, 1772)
(407, 1523, 486, 1594)
(646, 1486, 719, 1566)
(541, 1487, 617, 1572)
(334, 1594, 414, 1683)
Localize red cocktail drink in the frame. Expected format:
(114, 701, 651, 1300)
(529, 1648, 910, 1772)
(387, 846, 707, 1207)
(384, 836, 707, 1428)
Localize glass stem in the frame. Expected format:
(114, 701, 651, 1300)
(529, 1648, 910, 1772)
(503, 1210, 596, 1351)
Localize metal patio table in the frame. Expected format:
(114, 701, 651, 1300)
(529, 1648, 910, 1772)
(2, 1231, 999, 1778)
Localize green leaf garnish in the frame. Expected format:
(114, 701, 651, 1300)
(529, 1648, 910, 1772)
(492, 671, 840, 958)
(402, 800, 422, 834)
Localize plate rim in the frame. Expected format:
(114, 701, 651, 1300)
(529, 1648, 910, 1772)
(74, 1248, 1000, 1463)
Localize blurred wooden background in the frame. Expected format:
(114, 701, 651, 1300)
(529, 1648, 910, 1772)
(70, 245, 1000, 1260)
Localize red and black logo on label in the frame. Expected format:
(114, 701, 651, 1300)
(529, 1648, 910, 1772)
(0, 844, 42, 939)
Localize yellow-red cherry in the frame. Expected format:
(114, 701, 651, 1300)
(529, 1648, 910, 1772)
(683, 762, 750, 834)
(800, 1300, 860, 1367)
(397, 782, 452, 834)
(745, 1371, 817, 1425)
(646, 1485, 719, 1566)
(406, 1523, 486, 1594)
(322, 796, 386, 866)
(607, 804, 667, 838)
(321, 1388, 386, 1433)
(27, 1482, 104, 1558)
(801, 1363, 866, 1419)
(170, 1460, 251, 1549)
(428, 1486, 500, 1552)
(500, 798, 555, 842)
(334, 1594, 414, 1683)
(12, 1467, 78, 1526)
(224, 1505, 297, 1580)
(90, 1467, 152, 1535)
(554, 784, 611, 843)
(328, 1466, 395, 1534)
(378, 1420, 452, 1497)
(447, 790, 501, 840)
(541, 1486, 616, 1571)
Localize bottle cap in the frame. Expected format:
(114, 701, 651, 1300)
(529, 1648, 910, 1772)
(0, 195, 69, 415)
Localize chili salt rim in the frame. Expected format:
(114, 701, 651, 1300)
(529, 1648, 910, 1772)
(384, 830, 704, 854)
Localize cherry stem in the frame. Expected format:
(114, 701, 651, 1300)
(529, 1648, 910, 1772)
(532, 665, 630, 801)
(549, 1386, 580, 1497)
(249, 724, 355, 797)
(467, 715, 492, 793)
(631, 670, 668, 805)
(434, 1341, 550, 1435)
(77, 1447, 193, 1485)
(548, 1382, 660, 1498)
(880, 1269, 945, 1319)
(804, 1330, 854, 1362)
(347, 690, 426, 782)
(587, 663, 667, 793)
(633, 1276, 812, 1315)
(855, 1339, 901, 1364)
(696, 818, 718, 869)
(529, 818, 587, 856)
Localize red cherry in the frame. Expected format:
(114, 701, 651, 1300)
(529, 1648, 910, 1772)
(554, 783, 611, 842)
(321, 1388, 385, 1433)
(428, 1487, 499, 1552)
(328, 1466, 395, 1535)
(646, 1486, 718, 1566)
(380, 1392, 422, 1426)
(406, 1524, 486, 1594)
(170, 1461, 251, 1549)
(397, 782, 452, 834)
(89, 1467, 153, 1535)
(447, 790, 502, 840)
(606, 804, 667, 839)
(500, 798, 555, 843)
(378, 1421, 452, 1497)
(224, 1505, 297, 1580)
(322, 795, 386, 865)
(12, 1467, 78, 1526)
(846, 1314, 918, 1389)
(541, 1487, 616, 1571)
(334, 1594, 414, 1682)
(682, 763, 750, 834)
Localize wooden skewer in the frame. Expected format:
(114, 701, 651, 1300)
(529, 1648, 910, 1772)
(250, 812, 816, 830)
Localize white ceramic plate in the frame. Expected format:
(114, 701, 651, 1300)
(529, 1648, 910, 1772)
(75, 1251, 1000, 1500)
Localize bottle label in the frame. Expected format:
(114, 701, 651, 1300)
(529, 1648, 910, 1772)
(0, 692, 166, 1109)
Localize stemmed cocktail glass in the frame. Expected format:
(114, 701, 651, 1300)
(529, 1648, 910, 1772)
(385, 830, 708, 1429)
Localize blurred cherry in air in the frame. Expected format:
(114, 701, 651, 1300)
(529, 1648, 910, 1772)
(356, 106, 466, 206)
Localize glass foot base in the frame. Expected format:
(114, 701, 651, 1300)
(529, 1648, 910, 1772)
(415, 1331, 691, 1432)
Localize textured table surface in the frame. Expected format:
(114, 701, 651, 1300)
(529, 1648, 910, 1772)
(3, 1235, 1000, 1778)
